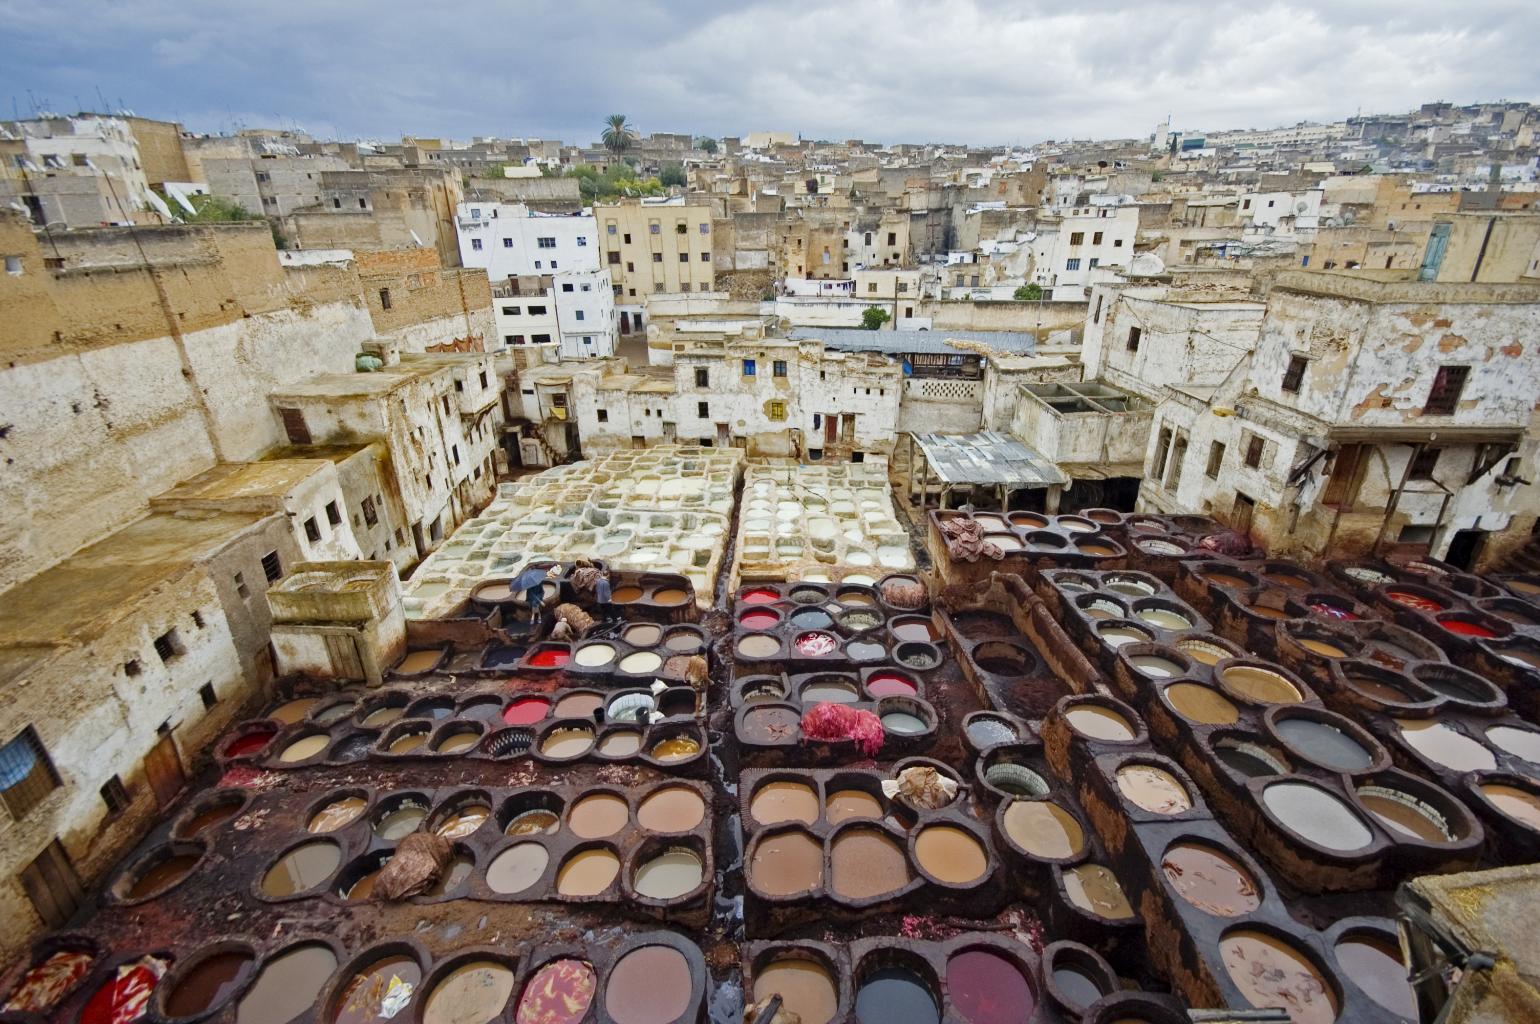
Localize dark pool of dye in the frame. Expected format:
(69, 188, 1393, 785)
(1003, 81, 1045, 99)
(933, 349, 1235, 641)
(1275, 718, 1373, 770)
(854, 968, 937, 1024)
(946, 949, 1033, 1024)
(164, 951, 252, 1017)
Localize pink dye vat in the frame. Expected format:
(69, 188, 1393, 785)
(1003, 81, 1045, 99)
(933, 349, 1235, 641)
(503, 697, 552, 726)
(529, 649, 571, 668)
(866, 673, 919, 698)
(741, 610, 780, 630)
(794, 631, 838, 656)
(1308, 602, 1358, 621)
(224, 729, 275, 758)
(742, 588, 781, 604)
(1387, 591, 1443, 612)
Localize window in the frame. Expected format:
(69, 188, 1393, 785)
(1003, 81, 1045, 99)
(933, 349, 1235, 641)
(700, 223, 710, 234)
(652, 253, 662, 263)
(597, 409, 609, 423)
(562, 283, 574, 292)
(1092, 297, 1102, 323)
(1206, 441, 1226, 479)
(4, 255, 21, 276)
(767, 400, 787, 421)
(698, 401, 710, 418)
(743, 359, 756, 376)
(1070, 232, 1084, 246)
(199, 681, 218, 709)
(1409, 448, 1441, 480)
(262, 550, 283, 582)
(1424, 365, 1469, 415)
(1114, 239, 1124, 247)
(452, 445, 460, 466)
(575, 310, 585, 320)
(1244, 434, 1265, 469)
(378, 288, 392, 310)
(528, 305, 547, 315)
(502, 306, 520, 315)
(471, 238, 483, 251)
(576, 236, 587, 247)
(773, 360, 788, 378)
(1152, 427, 1172, 480)
(503, 238, 513, 248)
(1065, 258, 1081, 271)
(624, 233, 632, 243)
(537, 237, 556, 248)
(868, 283, 878, 293)
(1093, 231, 1103, 245)
(676, 222, 688, 234)
(1281, 355, 1308, 394)
(532, 333, 552, 344)
(550, 261, 557, 269)
(277, 407, 310, 445)
(325, 501, 341, 526)
(1127, 326, 1141, 352)
(695, 367, 709, 388)
(1243, 199, 1252, 210)
(361, 497, 378, 528)
(479, 371, 488, 388)
(507, 334, 525, 345)
(649, 223, 660, 234)
(153, 627, 182, 663)
(607, 222, 617, 234)
(234, 571, 250, 600)
(0, 728, 61, 819)
(100, 775, 130, 816)
(897, 282, 908, 293)
(1088, 258, 1100, 268)
(359, 198, 367, 209)
(675, 252, 687, 264)
(701, 252, 710, 262)
(608, 251, 621, 265)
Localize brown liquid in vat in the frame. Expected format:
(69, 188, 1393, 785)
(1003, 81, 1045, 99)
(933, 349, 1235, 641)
(1161, 843, 1259, 917)
(1218, 931, 1337, 1024)
(568, 793, 629, 838)
(749, 831, 823, 896)
(1221, 666, 1303, 704)
(1063, 864, 1133, 918)
(914, 825, 988, 884)
(1002, 801, 1085, 858)
(637, 787, 706, 832)
(753, 959, 838, 1024)
(1164, 683, 1240, 725)
(825, 789, 883, 824)
(830, 828, 911, 899)
(750, 781, 820, 825)
(1116, 765, 1192, 814)
(1064, 705, 1135, 741)
(555, 848, 620, 896)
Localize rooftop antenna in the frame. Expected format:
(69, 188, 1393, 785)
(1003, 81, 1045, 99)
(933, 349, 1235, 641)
(96, 86, 109, 113)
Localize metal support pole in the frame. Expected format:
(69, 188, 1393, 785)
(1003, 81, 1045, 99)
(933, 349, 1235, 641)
(1373, 443, 1421, 555)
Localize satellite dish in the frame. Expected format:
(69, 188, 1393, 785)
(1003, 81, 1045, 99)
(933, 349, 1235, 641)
(1386, 220, 1398, 232)
(1295, 201, 1309, 214)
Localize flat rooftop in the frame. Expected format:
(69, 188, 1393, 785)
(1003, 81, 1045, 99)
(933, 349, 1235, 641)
(911, 430, 1070, 488)
(790, 328, 1038, 356)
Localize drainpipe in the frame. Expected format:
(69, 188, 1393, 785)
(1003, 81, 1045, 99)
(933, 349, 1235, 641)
(1372, 442, 1422, 554)
(1469, 216, 1497, 282)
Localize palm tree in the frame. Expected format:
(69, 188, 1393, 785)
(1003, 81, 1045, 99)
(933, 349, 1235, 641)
(601, 114, 637, 157)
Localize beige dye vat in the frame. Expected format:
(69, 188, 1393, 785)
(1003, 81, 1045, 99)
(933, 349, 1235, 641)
(605, 946, 692, 1024)
(569, 794, 629, 838)
(1487, 725, 1540, 763)
(619, 651, 663, 674)
(541, 728, 595, 759)
(826, 789, 883, 824)
(387, 730, 428, 754)
(738, 635, 781, 659)
(1220, 666, 1304, 704)
(1062, 864, 1133, 918)
(598, 731, 642, 757)
(749, 830, 823, 895)
(829, 828, 911, 899)
(751, 782, 820, 825)
(396, 649, 444, 674)
(754, 959, 838, 1024)
(270, 698, 318, 724)
(637, 787, 706, 832)
(556, 848, 621, 896)
(1297, 638, 1348, 658)
(262, 841, 342, 897)
(360, 705, 404, 728)
(625, 624, 663, 646)
(235, 944, 337, 1024)
(486, 844, 548, 894)
(554, 693, 604, 718)
(1160, 843, 1260, 917)
(573, 644, 616, 668)
(504, 810, 559, 837)
(1002, 801, 1085, 859)
(914, 825, 988, 884)
(375, 803, 427, 840)
(1177, 639, 1231, 666)
(633, 848, 703, 899)
(279, 734, 329, 762)
(1116, 764, 1192, 814)
(309, 797, 366, 833)
(1218, 930, 1337, 1024)
(434, 732, 480, 755)
(422, 961, 514, 1024)
(1481, 783, 1540, 829)
(435, 805, 490, 840)
(1064, 705, 1136, 741)
(1164, 683, 1240, 725)
(1136, 607, 1191, 630)
(1356, 788, 1451, 843)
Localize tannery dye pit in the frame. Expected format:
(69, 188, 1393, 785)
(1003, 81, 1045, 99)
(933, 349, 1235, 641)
(15, 507, 1540, 1024)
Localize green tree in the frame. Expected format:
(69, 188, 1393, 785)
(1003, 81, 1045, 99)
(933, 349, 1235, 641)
(182, 194, 259, 223)
(601, 114, 637, 157)
(566, 163, 666, 202)
(694, 136, 718, 154)
(660, 163, 687, 188)
(1013, 283, 1044, 301)
(861, 306, 891, 331)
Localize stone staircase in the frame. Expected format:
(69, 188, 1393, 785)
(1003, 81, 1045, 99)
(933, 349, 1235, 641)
(1491, 534, 1540, 575)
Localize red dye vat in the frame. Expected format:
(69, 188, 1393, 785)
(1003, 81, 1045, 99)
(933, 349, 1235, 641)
(528, 648, 571, 668)
(1442, 618, 1497, 638)
(1308, 602, 1358, 621)
(866, 672, 918, 698)
(503, 697, 551, 726)
(740, 610, 780, 630)
(946, 948, 1035, 1024)
(1387, 591, 1443, 612)
(223, 729, 275, 758)
(80, 956, 168, 1024)
(794, 631, 838, 656)
(741, 588, 780, 604)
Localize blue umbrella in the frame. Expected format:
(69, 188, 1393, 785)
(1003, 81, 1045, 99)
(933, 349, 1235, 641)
(512, 567, 552, 592)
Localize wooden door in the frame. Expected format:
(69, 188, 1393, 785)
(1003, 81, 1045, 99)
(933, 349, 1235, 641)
(20, 840, 83, 928)
(324, 633, 364, 680)
(1232, 493, 1256, 537)
(1323, 444, 1368, 508)
(144, 733, 186, 809)
(824, 415, 837, 445)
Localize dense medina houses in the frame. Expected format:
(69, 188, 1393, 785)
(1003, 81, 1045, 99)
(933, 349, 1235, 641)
(455, 201, 619, 358)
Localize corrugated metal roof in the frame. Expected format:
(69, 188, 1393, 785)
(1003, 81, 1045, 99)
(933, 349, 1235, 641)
(911, 431, 1068, 488)
(789, 328, 1038, 356)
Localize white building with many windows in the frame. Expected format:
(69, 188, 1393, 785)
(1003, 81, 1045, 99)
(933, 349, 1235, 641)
(1030, 198, 1140, 299)
(455, 202, 618, 358)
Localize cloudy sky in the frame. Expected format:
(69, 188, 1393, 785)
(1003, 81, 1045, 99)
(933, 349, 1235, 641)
(3, 0, 1537, 146)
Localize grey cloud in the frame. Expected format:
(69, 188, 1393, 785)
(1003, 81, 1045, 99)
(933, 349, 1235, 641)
(0, 0, 1536, 144)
